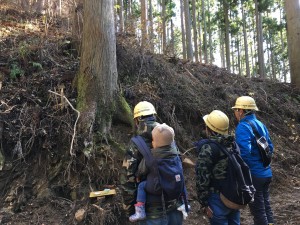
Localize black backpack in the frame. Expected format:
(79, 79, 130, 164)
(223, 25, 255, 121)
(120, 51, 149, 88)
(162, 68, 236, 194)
(195, 139, 255, 209)
(131, 136, 186, 201)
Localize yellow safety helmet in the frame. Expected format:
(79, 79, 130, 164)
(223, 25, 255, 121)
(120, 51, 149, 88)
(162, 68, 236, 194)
(133, 101, 157, 119)
(203, 110, 229, 135)
(232, 96, 259, 111)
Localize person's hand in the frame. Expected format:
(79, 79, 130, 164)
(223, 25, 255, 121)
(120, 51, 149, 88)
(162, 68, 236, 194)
(203, 206, 213, 218)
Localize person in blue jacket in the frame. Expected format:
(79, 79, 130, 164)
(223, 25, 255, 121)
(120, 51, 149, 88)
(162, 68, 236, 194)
(232, 96, 274, 225)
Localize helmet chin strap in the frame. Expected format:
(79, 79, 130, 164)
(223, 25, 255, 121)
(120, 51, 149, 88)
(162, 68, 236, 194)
(238, 109, 248, 122)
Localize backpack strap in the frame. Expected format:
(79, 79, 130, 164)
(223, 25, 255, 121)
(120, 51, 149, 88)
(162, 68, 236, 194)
(245, 120, 261, 139)
(131, 135, 154, 166)
(245, 120, 272, 167)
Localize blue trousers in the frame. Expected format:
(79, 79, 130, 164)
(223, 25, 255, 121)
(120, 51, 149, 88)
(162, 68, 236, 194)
(138, 209, 183, 225)
(136, 181, 147, 203)
(249, 176, 274, 225)
(208, 193, 240, 225)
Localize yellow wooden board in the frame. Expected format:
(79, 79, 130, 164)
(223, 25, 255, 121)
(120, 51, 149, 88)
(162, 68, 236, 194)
(89, 189, 116, 198)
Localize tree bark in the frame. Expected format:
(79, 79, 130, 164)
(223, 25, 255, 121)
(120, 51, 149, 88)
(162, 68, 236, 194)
(77, 0, 118, 143)
(284, 0, 300, 87)
(202, 0, 208, 63)
(184, 0, 193, 60)
(192, 0, 198, 62)
(141, 0, 148, 50)
(119, 0, 124, 33)
(161, 0, 167, 54)
(242, 2, 250, 78)
(223, 0, 231, 71)
(180, 0, 186, 60)
(148, 0, 154, 51)
(255, 0, 266, 78)
(198, 11, 202, 63)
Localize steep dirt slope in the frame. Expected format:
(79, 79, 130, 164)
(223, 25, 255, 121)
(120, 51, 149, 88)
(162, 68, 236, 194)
(0, 7, 300, 225)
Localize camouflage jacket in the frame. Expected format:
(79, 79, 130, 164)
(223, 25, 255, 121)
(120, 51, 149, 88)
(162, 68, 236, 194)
(194, 136, 234, 208)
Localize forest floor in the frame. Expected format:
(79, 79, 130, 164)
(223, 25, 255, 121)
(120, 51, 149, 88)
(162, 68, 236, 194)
(0, 5, 300, 225)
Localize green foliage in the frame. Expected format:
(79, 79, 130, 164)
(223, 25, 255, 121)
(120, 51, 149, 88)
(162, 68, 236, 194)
(10, 63, 24, 80)
(166, 1, 176, 21)
(258, 0, 274, 12)
(114, 4, 121, 10)
(31, 62, 43, 70)
(18, 41, 30, 59)
(131, 1, 141, 17)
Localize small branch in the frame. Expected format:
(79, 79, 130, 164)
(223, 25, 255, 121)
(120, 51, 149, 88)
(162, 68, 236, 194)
(184, 67, 198, 83)
(0, 100, 17, 114)
(92, 204, 104, 213)
(182, 146, 196, 156)
(48, 90, 80, 157)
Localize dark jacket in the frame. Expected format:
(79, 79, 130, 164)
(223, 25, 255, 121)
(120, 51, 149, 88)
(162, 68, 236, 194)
(195, 135, 234, 207)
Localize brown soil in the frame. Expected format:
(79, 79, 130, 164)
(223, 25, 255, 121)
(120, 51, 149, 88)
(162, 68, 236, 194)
(0, 6, 300, 225)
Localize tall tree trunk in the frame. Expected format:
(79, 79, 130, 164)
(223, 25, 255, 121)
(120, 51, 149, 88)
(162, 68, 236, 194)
(284, 0, 300, 87)
(77, 0, 118, 143)
(251, 12, 256, 77)
(141, 0, 148, 50)
(279, 7, 286, 82)
(270, 46, 276, 80)
(237, 39, 241, 76)
(184, 0, 193, 60)
(231, 40, 235, 73)
(192, 0, 198, 62)
(242, 2, 250, 78)
(202, 0, 208, 63)
(208, 3, 213, 65)
(180, 0, 187, 60)
(170, 19, 175, 56)
(223, 0, 231, 71)
(219, 29, 225, 68)
(119, 0, 124, 33)
(124, 0, 132, 33)
(148, 0, 154, 51)
(162, 0, 167, 54)
(255, 0, 266, 78)
(198, 11, 202, 63)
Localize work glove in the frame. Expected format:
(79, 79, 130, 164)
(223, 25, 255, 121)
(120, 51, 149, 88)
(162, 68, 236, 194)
(177, 204, 191, 220)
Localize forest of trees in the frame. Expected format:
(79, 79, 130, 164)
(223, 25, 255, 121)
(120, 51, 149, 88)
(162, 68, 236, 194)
(112, 0, 299, 85)
(5, 0, 300, 86)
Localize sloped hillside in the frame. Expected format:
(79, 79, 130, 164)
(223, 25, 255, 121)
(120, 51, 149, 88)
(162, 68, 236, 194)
(0, 6, 300, 225)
